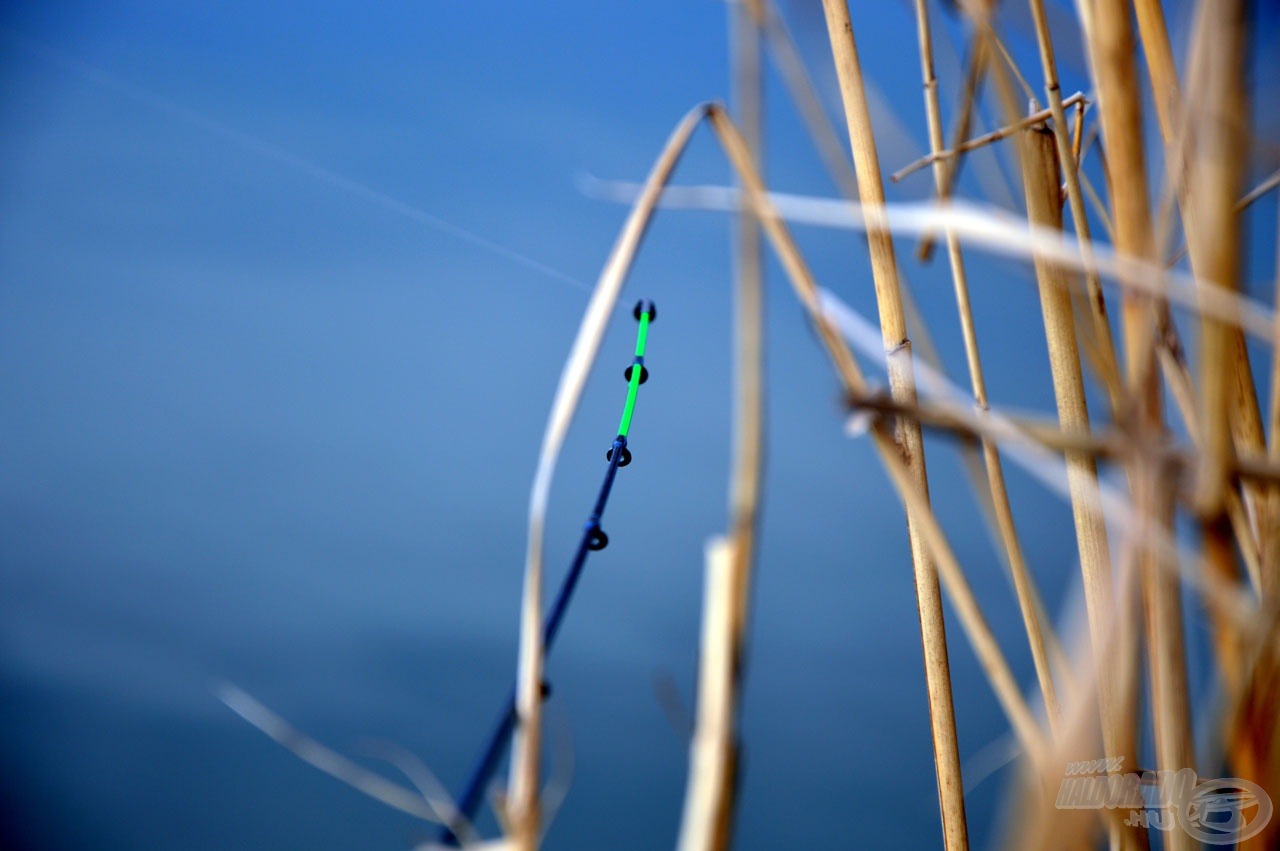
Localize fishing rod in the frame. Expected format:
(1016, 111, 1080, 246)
(438, 299, 657, 846)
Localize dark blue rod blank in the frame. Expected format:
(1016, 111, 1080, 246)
(437, 435, 629, 846)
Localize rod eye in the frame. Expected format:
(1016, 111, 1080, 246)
(587, 528, 609, 551)
(623, 364, 649, 385)
(606, 445, 632, 467)
(633, 299, 657, 322)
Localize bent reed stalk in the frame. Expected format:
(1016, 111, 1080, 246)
(289, 4, 1276, 848)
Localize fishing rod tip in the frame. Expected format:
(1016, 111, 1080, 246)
(633, 299, 656, 322)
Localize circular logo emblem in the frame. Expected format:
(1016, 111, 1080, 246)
(1177, 777, 1273, 845)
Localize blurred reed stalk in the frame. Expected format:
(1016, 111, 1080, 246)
(675, 3, 765, 847)
(501, 2, 1280, 849)
(911, 0, 1067, 735)
(507, 103, 709, 850)
(220, 4, 1280, 850)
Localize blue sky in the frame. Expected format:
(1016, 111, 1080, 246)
(1, 2, 1277, 849)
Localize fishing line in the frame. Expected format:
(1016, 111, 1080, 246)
(438, 299, 657, 846)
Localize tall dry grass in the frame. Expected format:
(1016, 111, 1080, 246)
(232, 3, 1280, 848)
(486, 2, 1280, 849)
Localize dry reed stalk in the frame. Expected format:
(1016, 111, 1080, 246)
(507, 103, 710, 850)
(218, 684, 454, 827)
(917, 12, 1129, 409)
(730, 0, 765, 654)
(761, 2, 951, 388)
(913, 0, 1065, 730)
(749, 1, 948, 395)
(1145, 308, 1267, 596)
(916, 34, 985, 261)
(1240, 169, 1280, 210)
(1080, 6, 1172, 849)
(940, 37, 986, 184)
(663, 99, 1269, 851)
(1027, 0, 1123, 411)
(1137, 470, 1196, 851)
(1269, 218, 1280, 597)
(1028, 0, 1199, 556)
(676, 537, 737, 851)
(1230, 487, 1266, 593)
(1181, 2, 1249, 519)
(591, 182, 1280, 344)
(954, 21, 1150, 832)
(1016, 559, 1146, 851)
(850, 389, 1109, 461)
(1019, 123, 1134, 782)
(714, 104, 1267, 832)
(752, 0, 963, 410)
(1080, 7, 1187, 851)
(1078, 169, 1117, 243)
(1133, 0, 1268, 546)
(754, 0, 946, 384)
(962, 36, 1135, 849)
(1182, 0, 1248, 689)
(756, 0, 1010, 556)
(680, 3, 768, 844)
(1071, 99, 1085, 163)
(1085, 0, 1160, 379)
(1179, 6, 1275, 848)
(847, 387, 1280, 494)
(817, 2, 967, 846)
(655, 106, 1054, 851)
(705, 103, 1050, 772)
(1225, 619, 1280, 851)
(750, 1, 858, 202)
(891, 93, 1087, 183)
(988, 28, 1038, 105)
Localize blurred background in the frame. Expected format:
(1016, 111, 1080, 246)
(1, 2, 1276, 849)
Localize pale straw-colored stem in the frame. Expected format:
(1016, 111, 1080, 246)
(1078, 168, 1117, 243)
(677, 537, 737, 851)
(1082, 6, 1183, 850)
(730, 0, 765, 648)
(751, 1, 858, 202)
(678, 3, 768, 845)
(891, 94, 1086, 183)
(708, 99, 1051, 780)
(1020, 123, 1128, 779)
(1268, 214, 1280, 599)
(585, 182, 1280, 343)
(1028, 0, 1123, 410)
(758, 0, 1008, 557)
(1239, 168, 1280, 211)
(1071, 99, 1085, 163)
(818, 3, 969, 846)
(674, 103, 1048, 851)
(1134, 0, 1267, 541)
(847, 388, 1280, 492)
(508, 103, 710, 849)
(914, 0, 1065, 731)
(1182, 8, 1269, 848)
(917, 34, 985, 261)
